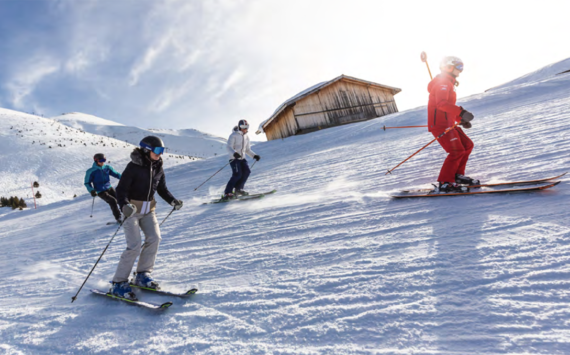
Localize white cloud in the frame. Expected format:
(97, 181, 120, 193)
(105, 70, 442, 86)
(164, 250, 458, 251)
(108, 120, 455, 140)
(129, 30, 174, 86)
(65, 51, 91, 74)
(218, 67, 245, 98)
(150, 77, 197, 112)
(65, 46, 109, 75)
(6, 57, 60, 109)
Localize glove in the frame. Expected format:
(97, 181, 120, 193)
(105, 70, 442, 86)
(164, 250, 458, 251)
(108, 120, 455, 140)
(460, 109, 474, 123)
(90, 190, 97, 197)
(122, 203, 137, 218)
(253, 155, 260, 161)
(170, 199, 183, 210)
(461, 121, 472, 129)
(233, 152, 241, 159)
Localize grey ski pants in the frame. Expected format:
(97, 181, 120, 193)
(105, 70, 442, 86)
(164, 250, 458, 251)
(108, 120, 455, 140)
(112, 211, 162, 283)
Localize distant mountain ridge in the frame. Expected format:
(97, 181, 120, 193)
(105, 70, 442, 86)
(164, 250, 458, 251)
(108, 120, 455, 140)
(487, 57, 570, 92)
(53, 112, 228, 159)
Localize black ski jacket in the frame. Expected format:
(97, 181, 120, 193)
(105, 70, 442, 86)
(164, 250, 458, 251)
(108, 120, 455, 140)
(116, 149, 175, 209)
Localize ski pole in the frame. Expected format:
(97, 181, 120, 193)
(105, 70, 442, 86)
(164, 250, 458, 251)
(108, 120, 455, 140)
(90, 196, 95, 218)
(421, 51, 433, 80)
(160, 207, 175, 227)
(385, 123, 458, 175)
(71, 219, 126, 303)
(250, 160, 257, 169)
(383, 125, 427, 131)
(193, 160, 232, 191)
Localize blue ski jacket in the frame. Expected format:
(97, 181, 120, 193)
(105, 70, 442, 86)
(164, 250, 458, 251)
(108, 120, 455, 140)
(84, 162, 122, 193)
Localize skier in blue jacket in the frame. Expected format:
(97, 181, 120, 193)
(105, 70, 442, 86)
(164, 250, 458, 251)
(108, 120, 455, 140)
(84, 153, 122, 222)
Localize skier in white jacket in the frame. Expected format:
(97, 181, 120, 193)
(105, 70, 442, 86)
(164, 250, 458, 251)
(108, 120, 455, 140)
(223, 119, 260, 200)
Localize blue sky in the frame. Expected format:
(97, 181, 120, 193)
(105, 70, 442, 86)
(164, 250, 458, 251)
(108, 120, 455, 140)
(1, 0, 569, 138)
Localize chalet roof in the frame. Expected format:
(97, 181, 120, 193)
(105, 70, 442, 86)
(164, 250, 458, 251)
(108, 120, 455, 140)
(256, 75, 401, 134)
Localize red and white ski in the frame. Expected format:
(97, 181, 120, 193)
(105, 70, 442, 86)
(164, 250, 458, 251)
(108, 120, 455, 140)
(400, 172, 566, 194)
(392, 181, 561, 199)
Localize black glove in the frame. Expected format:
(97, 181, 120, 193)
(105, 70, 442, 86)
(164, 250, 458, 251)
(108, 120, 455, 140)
(460, 109, 474, 123)
(461, 121, 472, 129)
(170, 199, 183, 211)
(90, 190, 97, 197)
(253, 155, 260, 161)
(233, 152, 241, 159)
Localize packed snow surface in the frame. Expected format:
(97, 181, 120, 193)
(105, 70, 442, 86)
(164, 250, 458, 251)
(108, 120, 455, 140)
(1, 59, 570, 354)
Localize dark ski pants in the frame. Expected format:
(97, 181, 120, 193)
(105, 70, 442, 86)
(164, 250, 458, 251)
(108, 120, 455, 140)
(433, 126, 474, 183)
(224, 159, 250, 194)
(98, 187, 122, 220)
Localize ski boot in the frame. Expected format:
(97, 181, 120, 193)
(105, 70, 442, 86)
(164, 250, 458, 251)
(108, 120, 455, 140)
(439, 182, 469, 193)
(455, 174, 480, 186)
(235, 189, 249, 197)
(221, 193, 235, 201)
(134, 272, 160, 289)
(109, 281, 137, 300)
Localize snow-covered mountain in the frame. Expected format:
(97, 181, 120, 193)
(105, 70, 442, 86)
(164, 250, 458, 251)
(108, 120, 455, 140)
(53, 112, 228, 159)
(1, 58, 569, 354)
(0, 110, 200, 206)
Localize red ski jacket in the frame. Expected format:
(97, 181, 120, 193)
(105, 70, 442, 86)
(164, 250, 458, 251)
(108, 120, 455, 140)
(427, 73, 463, 132)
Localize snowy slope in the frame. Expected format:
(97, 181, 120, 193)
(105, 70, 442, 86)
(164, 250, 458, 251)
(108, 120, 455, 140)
(488, 57, 570, 92)
(1, 59, 570, 354)
(0, 110, 198, 206)
(53, 112, 228, 159)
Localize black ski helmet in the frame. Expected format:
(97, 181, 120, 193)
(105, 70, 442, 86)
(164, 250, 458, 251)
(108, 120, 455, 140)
(93, 153, 106, 162)
(140, 136, 165, 154)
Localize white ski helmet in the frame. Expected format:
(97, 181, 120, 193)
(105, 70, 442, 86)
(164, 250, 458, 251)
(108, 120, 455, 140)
(439, 56, 464, 72)
(238, 119, 249, 130)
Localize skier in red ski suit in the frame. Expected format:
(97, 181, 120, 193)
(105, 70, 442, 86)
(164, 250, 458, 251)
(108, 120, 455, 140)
(427, 56, 478, 191)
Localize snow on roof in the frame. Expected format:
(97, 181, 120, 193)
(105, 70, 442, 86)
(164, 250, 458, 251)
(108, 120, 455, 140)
(256, 75, 401, 134)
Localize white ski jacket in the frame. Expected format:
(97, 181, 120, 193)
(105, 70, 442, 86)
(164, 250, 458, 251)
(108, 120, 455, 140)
(226, 127, 256, 160)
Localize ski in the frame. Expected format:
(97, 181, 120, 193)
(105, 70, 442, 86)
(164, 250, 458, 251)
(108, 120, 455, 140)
(465, 172, 567, 188)
(129, 284, 198, 298)
(392, 181, 561, 199)
(401, 172, 567, 194)
(90, 289, 173, 309)
(106, 221, 120, 225)
(203, 189, 277, 205)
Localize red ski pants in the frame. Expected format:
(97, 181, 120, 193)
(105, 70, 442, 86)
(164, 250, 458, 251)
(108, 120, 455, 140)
(432, 127, 474, 183)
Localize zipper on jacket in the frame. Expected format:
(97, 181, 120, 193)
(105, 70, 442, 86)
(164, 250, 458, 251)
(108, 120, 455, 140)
(433, 108, 437, 126)
(147, 163, 153, 202)
(241, 133, 245, 159)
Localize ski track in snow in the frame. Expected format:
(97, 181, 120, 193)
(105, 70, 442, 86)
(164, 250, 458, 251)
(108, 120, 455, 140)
(1, 67, 570, 354)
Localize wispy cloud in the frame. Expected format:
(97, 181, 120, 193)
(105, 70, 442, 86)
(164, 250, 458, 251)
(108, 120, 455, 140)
(150, 76, 197, 112)
(6, 57, 60, 109)
(215, 67, 246, 100)
(129, 30, 174, 86)
(65, 45, 109, 75)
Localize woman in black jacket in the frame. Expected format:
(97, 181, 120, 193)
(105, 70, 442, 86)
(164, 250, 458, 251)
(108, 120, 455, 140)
(109, 136, 183, 300)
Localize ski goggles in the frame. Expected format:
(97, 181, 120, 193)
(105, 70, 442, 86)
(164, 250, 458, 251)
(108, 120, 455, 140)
(96, 158, 106, 163)
(454, 63, 464, 71)
(141, 143, 165, 155)
(238, 119, 249, 130)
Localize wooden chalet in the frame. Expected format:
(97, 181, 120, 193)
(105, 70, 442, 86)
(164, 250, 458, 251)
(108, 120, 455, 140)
(256, 75, 401, 140)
